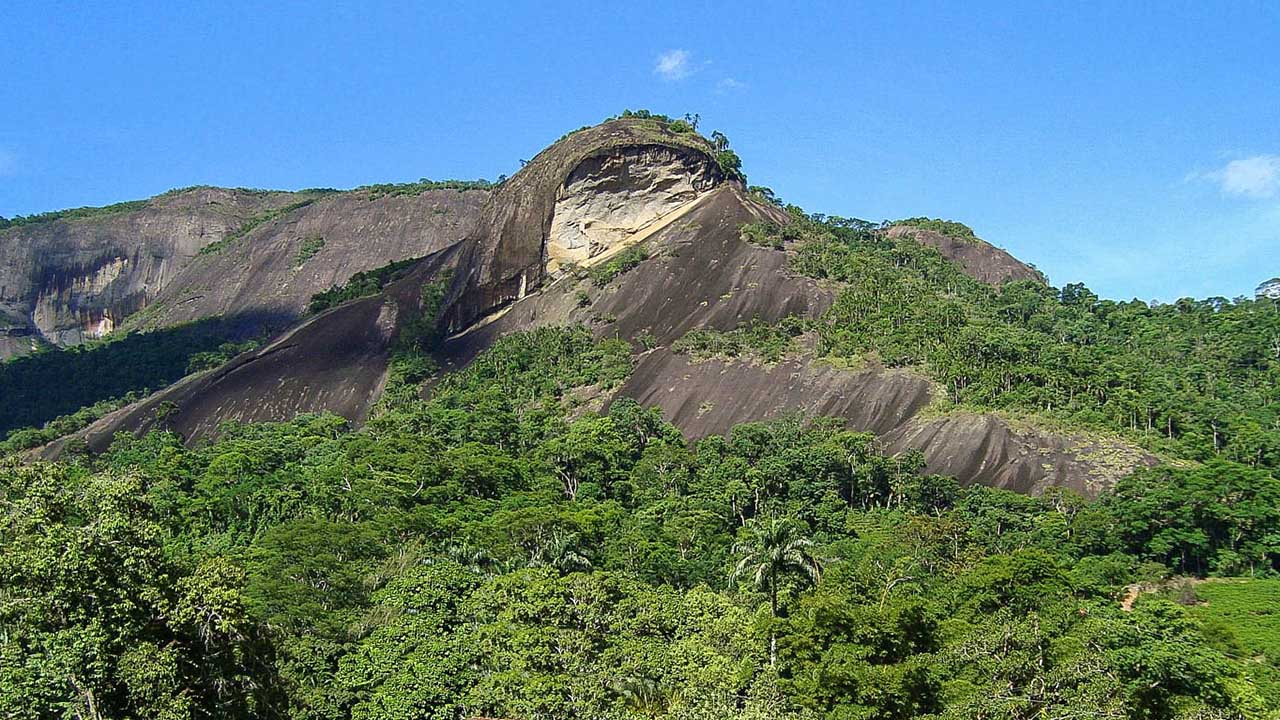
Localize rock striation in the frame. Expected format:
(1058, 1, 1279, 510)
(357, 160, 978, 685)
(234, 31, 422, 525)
(1, 188, 294, 356)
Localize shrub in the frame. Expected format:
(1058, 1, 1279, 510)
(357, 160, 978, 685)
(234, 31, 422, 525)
(294, 235, 326, 266)
(588, 246, 650, 287)
(893, 217, 977, 241)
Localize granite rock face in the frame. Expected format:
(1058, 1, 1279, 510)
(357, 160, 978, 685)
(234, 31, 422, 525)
(547, 146, 720, 277)
(0, 186, 488, 359)
(127, 188, 487, 332)
(885, 224, 1043, 286)
(0, 188, 296, 357)
(42, 118, 1152, 497)
(438, 120, 724, 335)
(45, 244, 466, 454)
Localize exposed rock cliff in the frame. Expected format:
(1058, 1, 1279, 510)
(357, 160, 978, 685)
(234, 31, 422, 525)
(438, 120, 723, 335)
(44, 245, 464, 452)
(0, 185, 488, 359)
(0, 188, 296, 356)
(547, 146, 721, 277)
(125, 187, 485, 332)
(36, 118, 1151, 497)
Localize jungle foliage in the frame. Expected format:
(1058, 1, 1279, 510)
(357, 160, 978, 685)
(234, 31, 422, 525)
(2, 122, 1279, 717)
(3, 326, 1278, 719)
(0, 318, 255, 437)
(356, 178, 496, 200)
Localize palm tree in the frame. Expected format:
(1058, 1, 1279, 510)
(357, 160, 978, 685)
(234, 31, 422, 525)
(527, 528, 592, 573)
(730, 517, 823, 665)
(445, 540, 498, 575)
(611, 677, 672, 718)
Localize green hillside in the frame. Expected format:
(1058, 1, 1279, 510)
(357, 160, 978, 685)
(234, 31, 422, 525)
(4, 325, 1278, 718)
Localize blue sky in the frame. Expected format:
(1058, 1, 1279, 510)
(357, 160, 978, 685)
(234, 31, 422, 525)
(2, 2, 1277, 301)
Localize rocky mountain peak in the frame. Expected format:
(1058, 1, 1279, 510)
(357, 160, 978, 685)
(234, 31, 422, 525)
(437, 117, 729, 335)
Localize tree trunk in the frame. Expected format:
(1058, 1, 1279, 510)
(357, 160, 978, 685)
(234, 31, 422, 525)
(769, 579, 778, 667)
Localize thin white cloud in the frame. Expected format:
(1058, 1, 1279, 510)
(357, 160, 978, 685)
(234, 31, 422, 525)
(654, 49, 692, 81)
(716, 77, 746, 93)
(1196, 154, 1280, 199)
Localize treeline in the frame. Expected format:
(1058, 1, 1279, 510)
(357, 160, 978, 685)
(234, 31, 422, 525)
(0, 199, 149, 230)
(356, 178, 499, 200)
(890, 216, 978, 240)
(3, 327, 1277, 718)
(0, 186, 323, 231)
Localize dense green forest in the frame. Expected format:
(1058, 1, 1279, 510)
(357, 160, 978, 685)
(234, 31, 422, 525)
(3, 325, 1279, 719)
(0, 318, 259, 439)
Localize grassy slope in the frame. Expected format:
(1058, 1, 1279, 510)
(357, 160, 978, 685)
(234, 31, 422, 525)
(1186, 579, 1280, 703)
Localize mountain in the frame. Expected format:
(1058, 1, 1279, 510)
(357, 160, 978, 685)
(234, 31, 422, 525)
(11, 116, 1157, 498)
(0, 183, 487, 359)
(6, 114, 1280, 719)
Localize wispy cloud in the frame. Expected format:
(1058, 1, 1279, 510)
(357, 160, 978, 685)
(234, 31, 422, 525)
(1193, 154, 1280, 199)
(716, 77, 746, 93)
(654, 49, 692, 81)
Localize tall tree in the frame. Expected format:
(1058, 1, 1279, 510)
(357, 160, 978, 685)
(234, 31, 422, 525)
(731, 517, 823, 665)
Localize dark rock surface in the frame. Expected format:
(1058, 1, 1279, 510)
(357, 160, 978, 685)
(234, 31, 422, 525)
(48, 244, 465, 455)
(129, 188, 486, 332)
(885, 224, 1043, 286)
(616, 350, 934, 439)
(0, 186, 487, 359)
(881, 413, 1157, 496)
(438, 119, 723, 335)
(438, 184, 813, 363)
(0, 188, 297, 356)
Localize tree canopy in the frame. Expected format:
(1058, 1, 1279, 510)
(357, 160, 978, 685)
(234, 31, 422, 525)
(3, 324, 1277, 718)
